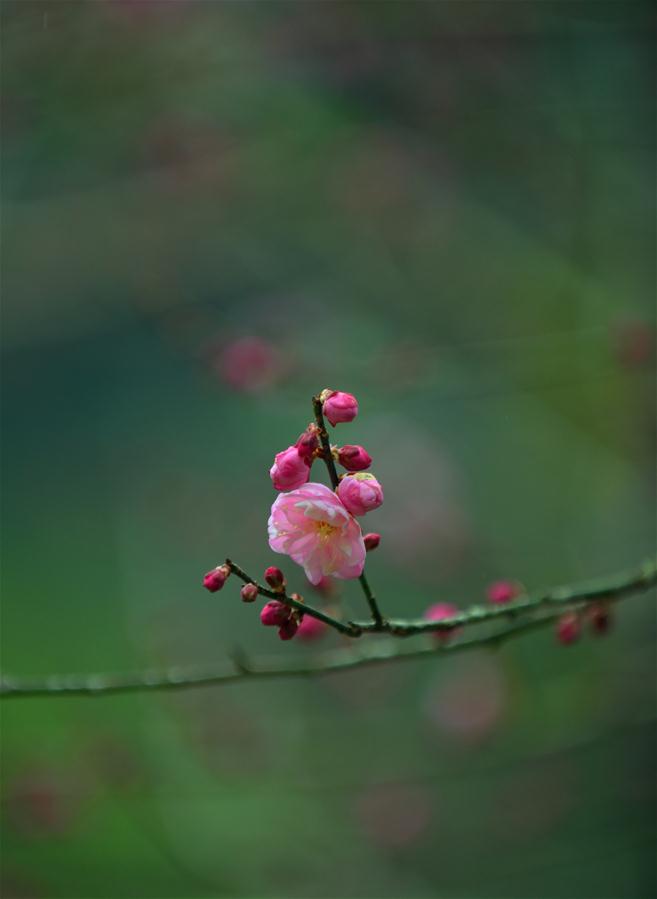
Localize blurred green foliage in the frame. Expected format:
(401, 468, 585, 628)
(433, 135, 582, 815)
(1, 2, 655, 897)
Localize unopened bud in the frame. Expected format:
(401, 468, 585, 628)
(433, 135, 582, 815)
(203, 564, 230, 593)
(337, 444, 372, 472)
(557, 612, 581, 645)
(264, 566, 286, 591)
(295, 425, 320, 464)
(240, 583, 259, 603)
(278, 617, 299, 640)
(364, 532, 381, 552)
(589, 603, 611, 635)
(323, 390, 358, 426)
(260, 600, 290, 627)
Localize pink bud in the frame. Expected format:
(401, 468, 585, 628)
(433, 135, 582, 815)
(260, 600, 290, 627)
(297, 614, 328, 642)
(364, 532, 381, 551)
(240, 583, 259, 603)
(203, 565, 230, 593)
(589, 604, 611, 636)
(264, 566, 286, 590)
(486, 580, 522, 604)
(323, 390, 359, 426)
(278, 617, 299, 640)
(424, 602, 462, 643)
(295, 425, 320, 464)
(337, 444, 372, 472)
(337, 473, 384, 517)
(270, 446, 310, 492)
(556, 613, 581, 645)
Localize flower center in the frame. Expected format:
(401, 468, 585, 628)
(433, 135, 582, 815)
(316, 521, 338, 542)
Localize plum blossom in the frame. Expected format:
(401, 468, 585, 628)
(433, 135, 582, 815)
(268, 483, 366, 584)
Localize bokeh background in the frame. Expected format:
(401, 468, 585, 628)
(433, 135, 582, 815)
(1, 2, 655, 897)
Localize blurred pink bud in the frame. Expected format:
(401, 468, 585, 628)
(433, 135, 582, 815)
(240, 583, 259, 603)
(486, 580, 522, 604)
(424, 602, 462, 643)
(337, 473, 384, 517)
(264, 566, 286, 590)
(364, 532, 381, 551)
(218, 337, 281, 393)
(557, 613, 581, 645)
(295, 425, 320, 464)
(308, 575, 336, 596)
(260, 600, 289, 627)
(270, 446, 310, 492)
(588, 604, 611, 636)
(614, 321, 656, 369)
(297, 614, 328, 641)
(278, 618, 299, 640)
(337, 445, 372, 472)
(323, 390, 358, 426)
(203, 565, 230, 592)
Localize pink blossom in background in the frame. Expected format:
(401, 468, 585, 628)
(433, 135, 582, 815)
(613, 320, 656, 369)
(355, 784, 432, 849)
(268, 483, 366, 584)
(337, 473, 384, 517)
(424, 602, 462, 644)
(270, 445, 310, 491)
(423, 653, 507, 744)
(486, 580, 522, 604)
(307, 574, 337, 596)
(297, 614, 329, 641)
(216, 337, 282, 393)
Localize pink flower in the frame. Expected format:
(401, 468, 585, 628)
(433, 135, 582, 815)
(337, 473, 384, 517)
(486, 580, 522, 604)
(268, 483, 366, 584)
(424, 602, 462, 643)
(270, 446, 310, 491)
(323, 390, 358, 426)
(337, 445, 372, 472)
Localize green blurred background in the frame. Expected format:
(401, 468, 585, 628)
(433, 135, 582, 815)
(1, 2, 655, 897)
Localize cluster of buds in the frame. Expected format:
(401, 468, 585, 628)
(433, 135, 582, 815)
(204, 389, 386, 641)
(260, 597, 301, 641)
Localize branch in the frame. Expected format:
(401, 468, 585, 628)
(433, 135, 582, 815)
(225, 558, 361, 637)
(312, 392, 385, 625)
(1, 558, 654, 700)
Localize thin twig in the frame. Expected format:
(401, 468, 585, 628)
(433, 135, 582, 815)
(312, 392, 385, 625)
(1, 558, 654, 699)
(225, 559, 361, 637)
